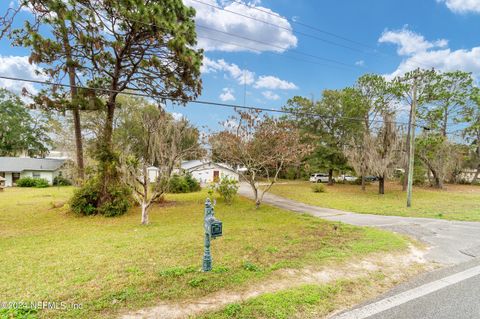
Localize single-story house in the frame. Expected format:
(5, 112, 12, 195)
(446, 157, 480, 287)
(147, 160, 239, 184)
(0, 157, 66, 187)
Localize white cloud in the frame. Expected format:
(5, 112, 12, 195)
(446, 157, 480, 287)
(261, 90, 280, 100)
(202, 56, 297, 91)
(437, 0, 480, 13)
(184, 0, 297, 52)
(378, 28, 480, 80)
(202, 57, 255, 85)
(254, 75, 298, 90)
(219, 87, 235, 102)
(379, 27, 448, 56)
(171, 112, 185, 120)
(0, 55, 45, 96)
(355, 60, 365, 67)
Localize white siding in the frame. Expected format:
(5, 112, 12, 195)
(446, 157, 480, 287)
(190, 165, 239, 184)
(147, 167, 159, 183)
(20, 171, 56, 185)
(4, 173, 12, 187)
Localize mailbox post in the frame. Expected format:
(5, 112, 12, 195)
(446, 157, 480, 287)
(203, 198, 222, 272)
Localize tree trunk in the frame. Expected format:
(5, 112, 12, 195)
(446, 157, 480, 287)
(72, 107, 84, 181)
(60, 20, 84, 181)
(473, 164, 480, 184)
(141, 202, 149, 225)
(328, 168, 334, 186)
(98, 100, 117, 205)
(431, 169, 443, 189)
(361, 175, 366, 191)
(379, 175, 385, 195)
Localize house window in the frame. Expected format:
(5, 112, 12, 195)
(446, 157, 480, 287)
(33, 172, 41, 178)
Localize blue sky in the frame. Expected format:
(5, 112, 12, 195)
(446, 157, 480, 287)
(1, 0, 480, 130)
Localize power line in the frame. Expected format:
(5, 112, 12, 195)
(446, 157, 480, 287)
(191, 0, 368, 54)
(0, 74, 423, 127)
(217, 0, 433, 70)
(97, 6, 360, 69)
(196, 24, 357, 69)
(197, 34, 354, 71)
(227, 0, 375, 51)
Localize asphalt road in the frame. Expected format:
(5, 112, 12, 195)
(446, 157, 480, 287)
(238, 184, 480, 264)
(238, 184, 480, 318)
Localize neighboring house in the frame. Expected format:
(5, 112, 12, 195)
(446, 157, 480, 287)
(0, 157, 66, 187)
(182, 160, 239, 184)
(147, 160, 239, 184)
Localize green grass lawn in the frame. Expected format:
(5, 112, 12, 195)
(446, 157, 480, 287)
(270, 181, 480, 221)
(199, 272, 399, 319)
(0, 187, 408, 319)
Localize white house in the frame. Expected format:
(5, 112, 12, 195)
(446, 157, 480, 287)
(182, 160, 239, 184)
(147, 160, 239, 184)
(0, 157, 66, 187)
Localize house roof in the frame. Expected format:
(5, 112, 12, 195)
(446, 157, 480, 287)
(181, 160, 236, 173)
(0, 157, 65, 172)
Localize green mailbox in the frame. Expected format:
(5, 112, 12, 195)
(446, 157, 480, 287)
(203, 198, 222, 272)
(205, 215, 222, 239)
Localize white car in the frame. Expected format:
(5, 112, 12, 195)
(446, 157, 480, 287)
(309, 173, 329, 183)
(337, 174, 358, 182)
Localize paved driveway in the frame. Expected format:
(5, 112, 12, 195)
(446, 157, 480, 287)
(239, 184, 480, 264)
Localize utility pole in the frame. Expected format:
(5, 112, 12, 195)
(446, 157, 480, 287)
(406, 70, 418, 207)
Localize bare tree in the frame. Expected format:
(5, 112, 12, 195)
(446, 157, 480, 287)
(118, 103, 201, 224)
(211, 110, 311, 208)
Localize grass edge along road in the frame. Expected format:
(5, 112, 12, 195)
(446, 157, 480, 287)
(0, 186, 412, 319)
(269, 181, 480, 221)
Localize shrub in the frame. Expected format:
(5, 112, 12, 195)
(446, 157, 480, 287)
(53, 175, 72, 186)
(311, 183, 326, 193)
(17, 177, 49, 188)
(168, 174, 190, 193)
(184, 173, 201, 192)
(70, 181, 99, 216)
(69, 180, 132, 217)
(16, 177, 37, 187)
(215, 177, 239, 204)
(97, 184, 132, 217)
(34, 178, 49, 188)
(168, 173, 201, 193)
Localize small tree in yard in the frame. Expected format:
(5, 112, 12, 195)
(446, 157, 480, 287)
(210, 110, 311, 208)
(367, 113, 404, 194)
(415, 133, 456, 189)
(215, 177, 239, 205)
(118, 103, 201, 225)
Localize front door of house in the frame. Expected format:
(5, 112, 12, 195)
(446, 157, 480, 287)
(213, 170, 219, 182)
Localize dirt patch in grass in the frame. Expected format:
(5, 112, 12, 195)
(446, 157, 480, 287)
(121, 245, 433, 319)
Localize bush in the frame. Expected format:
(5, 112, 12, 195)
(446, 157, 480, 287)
(98, 184, 132, 217)
(215, 177, 239, 204)
(168, 173, 201, 193)
(69, 181, 99, 216)
(69, 180, 132, 217)
(16, 177, 37, 187)
(311, 183, 326, 193)
(184, 173, 201, 192)
(168, 174, 190, 193)
(53, 175, 72, 186)
(17, 177, 49, 188)
(34, 178, 49, 188)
